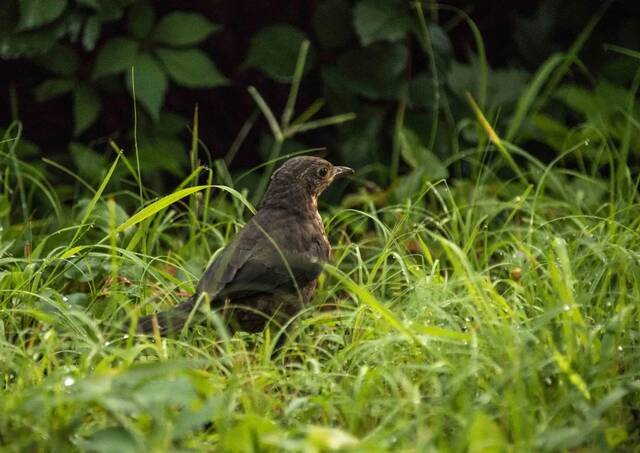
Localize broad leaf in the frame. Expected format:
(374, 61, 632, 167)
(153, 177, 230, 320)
(127, 53, 167, 119)
(152, 12, 220, 46)
(77, 427, 137, 453)
(33, 44, 79, 75)
(156, 48, 228, 88)
(468, 411, 507, 453)
(73, 85, 101, 136)
(354, 0, 411, 46)
(313, 0, 353, 49)
(93, 37, 139, 79)
(323, 43, 407, 100)
(70, 142, 108, 182)
(82, 15, 101, 50)
(245, 24, 314, 82)
(18, 0, 67, 30)
(34, 78, 74, 102)
(127, 0, 154, 39)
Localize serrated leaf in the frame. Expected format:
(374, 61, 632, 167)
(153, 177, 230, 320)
(34, 78, 74, 102)
(73, 85, 101, 135)
(127, 53, 167, 119)
(354, 0, 411, 46)
(93, 37, 139, 79)
(152, 12, 219, 46)
(18, 0, 67, 30)
(156, 48, 228, 88)
(127, 0, 154, 39)
(245, 24, 314, 82)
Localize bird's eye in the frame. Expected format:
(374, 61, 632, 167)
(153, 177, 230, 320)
(316, 167, 328, 178)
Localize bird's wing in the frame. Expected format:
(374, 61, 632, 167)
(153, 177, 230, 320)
(195, 219, 323, 303)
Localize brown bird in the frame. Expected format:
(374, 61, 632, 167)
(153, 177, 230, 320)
(137, 156, 354, 335)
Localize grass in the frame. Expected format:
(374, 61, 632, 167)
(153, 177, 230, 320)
(2, 43, 640, 453)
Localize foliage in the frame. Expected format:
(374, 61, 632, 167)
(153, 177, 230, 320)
(2, 2, 640, 451)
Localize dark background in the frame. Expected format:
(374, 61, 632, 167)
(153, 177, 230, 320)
(1, 0, 638, 181)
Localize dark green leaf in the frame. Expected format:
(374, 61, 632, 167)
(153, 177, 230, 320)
(152, 12, 219, 46)
(324, 43, 407, 100)
(354, 0, 411, 46)
(70, 142, 108, 182)
(82, 15, 101, 50)
(18, 0, 67, 30)
(138, 137, 187, 176)
(409, 72, 435, 109)
(398, 127, 447, 179)
(33, 44, 79, 75)
(245, 24, 314, 82)
(126, 53, 167, 119)
(156, 48, 228, 88)
(313, 0, 353, 49)
(34, 78, 74, 102)
(73, 85, 101, 135)
(127, 0, 154, 39)
(93, 37, 139, 79)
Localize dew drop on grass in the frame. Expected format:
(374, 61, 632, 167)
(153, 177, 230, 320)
(563, 304, 570, 312)
(62, 296, 69, 302)
(618, 345, 623, 352)
(63, 376, 75, 387)
(544, 377, 552, 385)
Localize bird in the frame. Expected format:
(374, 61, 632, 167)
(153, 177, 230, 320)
(136, 156, 354, 335)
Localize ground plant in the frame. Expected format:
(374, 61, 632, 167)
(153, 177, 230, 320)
(1, 1, 639, 452)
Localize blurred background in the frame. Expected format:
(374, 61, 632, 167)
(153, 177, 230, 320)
(1, 0, 639, 198)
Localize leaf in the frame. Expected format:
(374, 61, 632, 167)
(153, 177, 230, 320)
(324, 43, 407, 100)
(245, 24, 314, 82)
(152, 12, 220, 46)
(156, 48, 228, 88)
(77, 427, 137, 453)
(313, 0, 353, 49)
(34, 78, 74, 102)
(354, 0, 411, 46)
(33, 44, 79, 75)
(398, 128, 442, 172)
(468, 412, 507, 453)
(138, 137, 186, 176)
(73, 85, 101, 136)
(127, 53, 167, 119)
(93, 37, 139, 79)
(70, 142, 108, 182)
(127, 0, 154, 39)
(18, 0, 67, 30)
(82, 15, 101, 51)
(307, 426, 359, 450)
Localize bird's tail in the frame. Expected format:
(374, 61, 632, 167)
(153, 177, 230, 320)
(136, 296, 200, 335)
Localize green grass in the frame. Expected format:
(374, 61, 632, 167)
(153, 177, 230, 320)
(2, 52, 640, 453)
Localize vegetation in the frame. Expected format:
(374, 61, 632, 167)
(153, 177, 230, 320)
(1, 1, 640, 451)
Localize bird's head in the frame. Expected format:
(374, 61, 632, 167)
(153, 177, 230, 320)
(262, 156, 354, 209)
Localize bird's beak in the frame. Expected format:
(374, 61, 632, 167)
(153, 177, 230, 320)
(333, 166, 355, 179)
